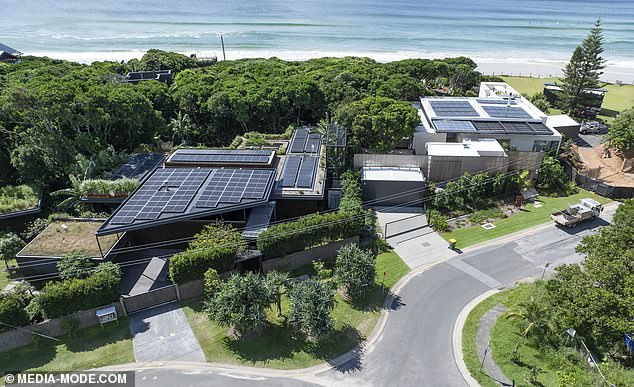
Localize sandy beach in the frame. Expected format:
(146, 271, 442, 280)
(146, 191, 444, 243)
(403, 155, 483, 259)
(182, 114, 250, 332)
(28, 49, 634, 84)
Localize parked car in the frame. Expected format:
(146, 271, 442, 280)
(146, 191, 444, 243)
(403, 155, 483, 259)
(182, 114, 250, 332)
(551, 198, 603, 228)
(580, 121, 608, 135)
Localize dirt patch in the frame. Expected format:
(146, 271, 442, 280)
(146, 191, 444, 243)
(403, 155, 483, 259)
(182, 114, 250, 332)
(575, 145, 634, 187)
(20, 220, 117, 257)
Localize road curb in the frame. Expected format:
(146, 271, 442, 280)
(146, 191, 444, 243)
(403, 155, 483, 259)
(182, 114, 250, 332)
(452, 288, 501, 387)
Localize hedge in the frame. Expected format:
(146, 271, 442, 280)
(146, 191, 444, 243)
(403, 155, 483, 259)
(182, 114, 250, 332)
(169, 247, 235, 284)
(0, 294, 30, 333)
(37, 270, 120, 319)
(256, 211, 364, 258)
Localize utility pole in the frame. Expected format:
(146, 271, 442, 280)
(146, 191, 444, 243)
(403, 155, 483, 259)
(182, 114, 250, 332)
(220, 35, 226, 61)
(540, 262, 550, 281)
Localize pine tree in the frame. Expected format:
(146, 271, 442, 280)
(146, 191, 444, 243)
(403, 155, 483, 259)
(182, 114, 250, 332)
(561, 19, 606, 113)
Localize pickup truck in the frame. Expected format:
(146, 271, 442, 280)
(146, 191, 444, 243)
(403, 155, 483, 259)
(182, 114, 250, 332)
(551, 198, 603, 228)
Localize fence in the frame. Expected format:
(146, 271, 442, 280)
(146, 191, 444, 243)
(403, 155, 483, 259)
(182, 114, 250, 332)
(481, 72, 634, 86)
(120, 285, 178, 314)
(562, 159, 634, 199)
(261, 236, 360, 273)
(0, 303, 124, 352)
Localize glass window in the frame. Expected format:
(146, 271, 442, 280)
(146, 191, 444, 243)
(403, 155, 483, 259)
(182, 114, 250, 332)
(532, 140, 554, 152)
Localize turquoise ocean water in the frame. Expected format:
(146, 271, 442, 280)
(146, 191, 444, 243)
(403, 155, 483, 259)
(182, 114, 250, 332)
(2, 0, 634, 66)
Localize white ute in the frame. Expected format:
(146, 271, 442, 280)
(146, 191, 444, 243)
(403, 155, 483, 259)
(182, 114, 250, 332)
(550, 198, 603, 228)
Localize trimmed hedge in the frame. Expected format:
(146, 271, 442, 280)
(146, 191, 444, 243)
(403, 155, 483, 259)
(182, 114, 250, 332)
(169, 247, 235, 284)
(37, 270, 121, 319)
(0, 294, 30, 333)
(257, 211, 364, 258)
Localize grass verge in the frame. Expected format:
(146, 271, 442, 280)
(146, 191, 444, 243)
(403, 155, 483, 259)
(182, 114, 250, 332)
(0, 258, 19, 290)
(0, 317, 134, 373)
(501, 76, 634, 121)
(442, 189, 611, 249)
(182, 250, 409, 369)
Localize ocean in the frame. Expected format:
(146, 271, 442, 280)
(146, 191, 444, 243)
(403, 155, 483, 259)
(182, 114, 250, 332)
(2, 0, 634, 79)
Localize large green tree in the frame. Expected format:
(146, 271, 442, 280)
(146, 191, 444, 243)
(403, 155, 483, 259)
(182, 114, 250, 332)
(561, 20, 606, 112)
(287, 278, 335, 340)
(606, 108, 634, 171)
(335, 96, 419, 152)
(546, 199, 634, 355)
(204, 272, 273, 335)
(334, 244, 376, 298)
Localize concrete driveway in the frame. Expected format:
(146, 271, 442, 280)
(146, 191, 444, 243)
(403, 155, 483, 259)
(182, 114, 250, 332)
(376, 207, 458, 269)
(129, 302, 205, 363)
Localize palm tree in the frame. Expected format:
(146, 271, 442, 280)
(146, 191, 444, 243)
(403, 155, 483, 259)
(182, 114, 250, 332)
(170, 111, 194, 145)
(506, 296, 556, 339)
(50, 175, 83, 210)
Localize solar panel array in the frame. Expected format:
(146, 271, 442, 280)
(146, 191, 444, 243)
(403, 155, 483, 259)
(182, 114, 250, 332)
(111, 168, 210, 225)
(169, 149, 273, 165)
(280, 155, 318, 189)
(482, 106, 533, 119)
(429, 100, 479, 117)
(289, 128, 322, 154)
(196, 169, 274, 208)
(109, 167, 275, 226)
(432, 119, 553, 135)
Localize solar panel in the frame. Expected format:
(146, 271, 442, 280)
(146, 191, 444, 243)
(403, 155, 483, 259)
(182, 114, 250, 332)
(433, 120, 476, 132)
(483, 106, 532, 119)
(280, 156, 301, 187)
(471, 121, 505, 132)
(476, 99, 517, 105)
(430, 100, 479, 117)
(304, 134, 321, 154)
(296, 157, 318, 188)
(169, 149, 273, 165)
(289, 128, 309, 153)
(502, 122, 532, 132)
(529, 122, 553, 134)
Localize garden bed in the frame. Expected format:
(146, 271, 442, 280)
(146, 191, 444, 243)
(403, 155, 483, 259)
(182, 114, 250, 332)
(19, 220, 118, 258)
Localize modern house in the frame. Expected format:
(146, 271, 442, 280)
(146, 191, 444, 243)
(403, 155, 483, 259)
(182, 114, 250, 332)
(414, 82, 562, 155)
(0, 43, 22, 62)
(426, 139, 508, 181)
(543, 82, 607, 114)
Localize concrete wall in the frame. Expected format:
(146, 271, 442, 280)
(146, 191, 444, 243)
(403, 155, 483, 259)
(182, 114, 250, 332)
(0, 303, 124, 352)
(427, 155, 509, 182)
(261, 236, 360, 273)
(353, 154, 428, 169)
(120, 285, 177, 314)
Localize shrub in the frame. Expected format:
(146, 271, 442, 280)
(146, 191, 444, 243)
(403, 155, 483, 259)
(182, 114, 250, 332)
(0, 185, 38, 214)
(0, 294, 30, 332)
(203, 268, 220, 297)
(78, 178, 138, 197)
(257, 211, 364, 258)
(428, 210, 449, 232)
(287, 278, 335, 340)
(37, 265, 121, 319)
(56, 251, 96, 280)
(25, 298, 43, 323)
(468, 208, 505, 224)
(21, 218, 50, 241)
(62, 316, 80, 337)
(339, 170, 363, 214)
(169, 248, 235, 284)
(334, 244, 376, 298)
(189, 222, 246, 255)
(0, 232, 25, 267)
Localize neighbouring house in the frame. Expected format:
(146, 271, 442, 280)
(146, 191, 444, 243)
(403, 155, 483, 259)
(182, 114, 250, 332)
(426, 139, 508, 181)
(361, 167, 426, 207)
(123, 69, 172, 84)
(0, 43, 22, 62)
(545, 114, 581, 140)
(543, 82, 607, 114)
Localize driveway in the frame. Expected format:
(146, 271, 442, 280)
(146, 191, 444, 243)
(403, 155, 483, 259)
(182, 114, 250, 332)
(376, 206, 458, 269)
(129, 302, 205, 363)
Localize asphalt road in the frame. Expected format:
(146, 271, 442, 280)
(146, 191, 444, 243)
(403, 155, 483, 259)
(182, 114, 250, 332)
(114, 203, 617, 387)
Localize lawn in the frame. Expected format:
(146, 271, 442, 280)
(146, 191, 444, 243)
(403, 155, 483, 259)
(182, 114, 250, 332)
(0, 318, 134, 373)
(442, 189, 611, 249)
(502, 76, 634, 121)
(19, 220, 118, 258)
(182, 250, 409, 369)
(463, 282, 634, 387)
